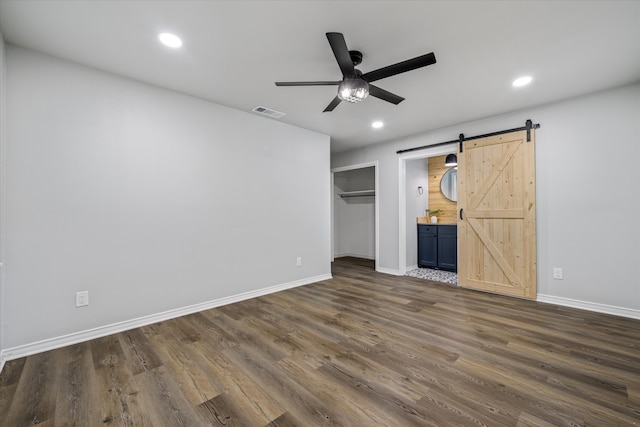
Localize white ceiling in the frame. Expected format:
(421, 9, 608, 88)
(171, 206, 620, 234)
(1, 1, 639, 153)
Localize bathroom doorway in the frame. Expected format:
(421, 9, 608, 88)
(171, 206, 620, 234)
(398, 145, 457, 276)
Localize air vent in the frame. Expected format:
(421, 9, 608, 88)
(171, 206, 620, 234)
(252, 106, 286, 119)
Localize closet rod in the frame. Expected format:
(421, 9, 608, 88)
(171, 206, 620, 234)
(396, 119, 540, 155)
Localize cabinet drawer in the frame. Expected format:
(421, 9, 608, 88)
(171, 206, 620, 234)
(418, 224, 437, 234)
(438, 225, 457, 236)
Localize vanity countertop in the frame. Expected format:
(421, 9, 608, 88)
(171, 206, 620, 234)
(417, 217, 457, 225)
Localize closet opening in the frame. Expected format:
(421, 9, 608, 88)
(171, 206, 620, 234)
(331, 162, 379, 271)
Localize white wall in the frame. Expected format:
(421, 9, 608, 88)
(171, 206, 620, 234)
(2, 47, 331, 353)
(0, 31, 6, 357)
(332, 83, 640, 317)
(405, 159, 428, 268)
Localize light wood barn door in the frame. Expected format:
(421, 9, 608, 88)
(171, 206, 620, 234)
(457, 129, 536, 299)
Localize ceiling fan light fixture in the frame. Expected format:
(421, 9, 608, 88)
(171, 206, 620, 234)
(338, 78, 369, 103)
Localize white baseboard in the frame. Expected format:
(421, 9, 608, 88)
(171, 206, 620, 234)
(377, 267, 403, 276)
(537, 294, 640, 320)
(0, 273, 332, 369)
(406, 264, 418, 271)
(334, 252, 376, 260)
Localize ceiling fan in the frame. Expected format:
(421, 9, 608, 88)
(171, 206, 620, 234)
(275, 32, 436, 112)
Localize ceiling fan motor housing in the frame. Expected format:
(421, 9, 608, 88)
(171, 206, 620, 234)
(349, 50, 363, 66)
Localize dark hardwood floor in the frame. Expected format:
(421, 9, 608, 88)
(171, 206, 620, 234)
(1, 257, 639, 426)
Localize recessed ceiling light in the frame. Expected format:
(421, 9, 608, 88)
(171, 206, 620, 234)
(512, 76, 532, 87)
(158, 33, 182, 48)
(372, 121, 384, 129)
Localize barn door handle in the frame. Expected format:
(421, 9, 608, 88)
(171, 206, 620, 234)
(460, 208, 464, 220)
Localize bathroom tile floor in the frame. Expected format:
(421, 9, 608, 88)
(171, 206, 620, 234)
(405, 267, 458, 285)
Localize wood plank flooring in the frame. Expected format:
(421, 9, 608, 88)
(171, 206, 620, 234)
(1, 256, 639, 426)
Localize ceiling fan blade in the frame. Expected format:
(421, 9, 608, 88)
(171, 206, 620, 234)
(275, 81, 340, 86)
(362, 52, 436, 83)
(323, 96, 342, 112)
(368, 84, 405, 105)
(326, 32, 356, 78)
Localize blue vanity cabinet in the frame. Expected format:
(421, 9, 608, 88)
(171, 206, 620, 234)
(417, 225, 438, 268)
(437, 225, 458, 271)
(417, 224, 457, 271)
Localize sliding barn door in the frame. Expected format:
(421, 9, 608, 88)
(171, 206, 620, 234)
(458, 130, 536, 299)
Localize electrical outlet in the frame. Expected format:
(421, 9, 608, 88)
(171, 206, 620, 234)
(76, 291, 89, 307)
(296, 257, 302, 266)
(553, 268, 563, 280)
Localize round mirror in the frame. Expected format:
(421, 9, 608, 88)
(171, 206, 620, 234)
(440, 167, 458, 202)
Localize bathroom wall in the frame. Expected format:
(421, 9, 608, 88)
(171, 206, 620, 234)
(427, 155, 457, 224)
(405, 158, 429, 268)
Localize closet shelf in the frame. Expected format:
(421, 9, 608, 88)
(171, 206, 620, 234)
(339, 190, 375, 198)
